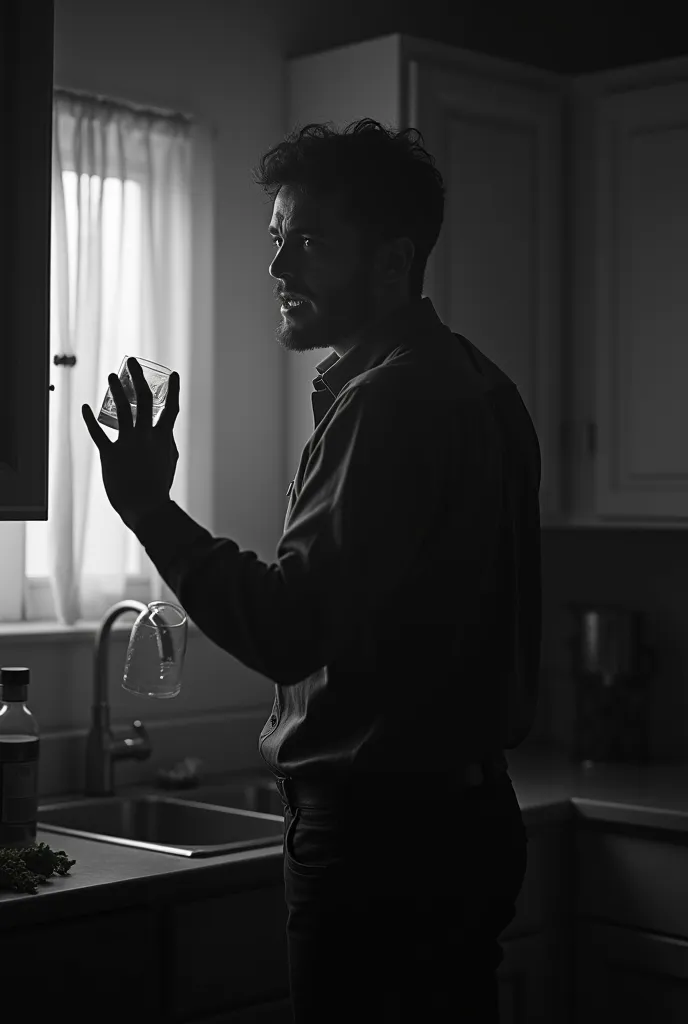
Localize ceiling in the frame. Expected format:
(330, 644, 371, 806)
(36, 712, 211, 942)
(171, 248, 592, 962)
(270, 1, 688, 75)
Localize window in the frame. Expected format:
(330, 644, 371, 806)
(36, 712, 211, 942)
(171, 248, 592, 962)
(25, 172, 144, 592)
(0, 91, 198, 626)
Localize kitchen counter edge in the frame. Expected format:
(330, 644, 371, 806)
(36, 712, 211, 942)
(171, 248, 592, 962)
(3, 745, 688, 929)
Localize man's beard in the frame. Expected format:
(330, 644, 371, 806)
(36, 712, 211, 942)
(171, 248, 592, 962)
(275, 286, 379, 354)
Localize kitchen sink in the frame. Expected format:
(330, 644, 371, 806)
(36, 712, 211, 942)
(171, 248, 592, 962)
(37, 794, 284, 857)
(173, 778, 286, 818)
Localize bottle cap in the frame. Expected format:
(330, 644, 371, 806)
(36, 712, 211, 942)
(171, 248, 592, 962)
(1, 666, 30, 702)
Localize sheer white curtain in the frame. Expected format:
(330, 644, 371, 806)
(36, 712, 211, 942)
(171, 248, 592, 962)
(30, 90, 192, 624)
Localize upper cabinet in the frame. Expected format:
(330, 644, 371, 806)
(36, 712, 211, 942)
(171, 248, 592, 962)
(287, 36, 688, 528)
(410, 61, 563, 525)
(286, 35, 566, 525)
(568, 61, 688, 525)
(0, 1, 53, 521)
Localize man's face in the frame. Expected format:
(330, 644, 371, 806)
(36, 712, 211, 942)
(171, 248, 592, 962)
(268, 184, 381, 356)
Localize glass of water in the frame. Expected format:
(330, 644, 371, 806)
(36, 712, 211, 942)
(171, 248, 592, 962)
(122, 602, 188, 699)
(97, 356, 172, 430)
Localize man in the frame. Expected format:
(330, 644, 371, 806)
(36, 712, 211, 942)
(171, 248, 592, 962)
(83, 118, 541, 1023)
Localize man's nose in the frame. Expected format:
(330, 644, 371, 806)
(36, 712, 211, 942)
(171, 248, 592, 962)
(269, 248, 287, 280)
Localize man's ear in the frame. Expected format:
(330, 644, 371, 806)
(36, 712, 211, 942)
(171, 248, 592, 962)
(379, 236, 415, 285)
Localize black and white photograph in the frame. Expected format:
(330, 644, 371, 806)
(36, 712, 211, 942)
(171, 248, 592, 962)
(1, 2, 688, 1021)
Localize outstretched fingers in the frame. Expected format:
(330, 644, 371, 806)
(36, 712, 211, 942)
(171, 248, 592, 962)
(157, 371, 180, 432)
(81, 403, 112, 453)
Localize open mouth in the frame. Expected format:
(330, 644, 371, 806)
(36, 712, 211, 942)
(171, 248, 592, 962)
(280, 298, 310, 315)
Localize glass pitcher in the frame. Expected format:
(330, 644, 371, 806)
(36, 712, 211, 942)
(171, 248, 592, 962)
(122, 601, 188, 699)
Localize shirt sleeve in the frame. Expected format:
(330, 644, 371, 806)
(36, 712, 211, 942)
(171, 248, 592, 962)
(133, 378, 447, 686)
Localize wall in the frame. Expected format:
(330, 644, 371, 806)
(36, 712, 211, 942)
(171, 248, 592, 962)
(3, 2, 687, 798)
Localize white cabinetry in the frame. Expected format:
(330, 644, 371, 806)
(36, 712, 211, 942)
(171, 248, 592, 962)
(568, 59, 688, 525)
(286, 34, 565, 524)
(574, 819, 688, 1020)
(286, 39, 688, 527)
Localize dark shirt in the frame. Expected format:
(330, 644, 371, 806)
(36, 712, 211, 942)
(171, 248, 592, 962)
(135, 296, 542, 781)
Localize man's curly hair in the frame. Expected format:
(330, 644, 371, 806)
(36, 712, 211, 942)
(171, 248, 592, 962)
(253, 118, 446, 298)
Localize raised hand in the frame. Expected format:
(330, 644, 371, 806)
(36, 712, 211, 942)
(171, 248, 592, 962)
(82, 357, 180, 532)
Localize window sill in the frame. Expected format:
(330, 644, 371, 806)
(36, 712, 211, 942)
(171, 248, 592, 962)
(0, 620, 200, 644)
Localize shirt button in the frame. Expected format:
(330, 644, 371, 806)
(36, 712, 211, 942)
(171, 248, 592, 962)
(270, 714, 277, 726)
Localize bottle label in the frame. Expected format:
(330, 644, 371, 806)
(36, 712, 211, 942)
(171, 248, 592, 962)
(1, 760, 39, 824)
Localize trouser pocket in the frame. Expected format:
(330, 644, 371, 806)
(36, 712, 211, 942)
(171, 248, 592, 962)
(284, 804, 349, 877)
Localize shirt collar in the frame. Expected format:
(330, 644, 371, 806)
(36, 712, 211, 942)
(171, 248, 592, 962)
(312, 296, 449, 399)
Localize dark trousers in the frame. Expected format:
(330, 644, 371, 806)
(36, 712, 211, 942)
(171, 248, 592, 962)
(280, 771, 527, 1023)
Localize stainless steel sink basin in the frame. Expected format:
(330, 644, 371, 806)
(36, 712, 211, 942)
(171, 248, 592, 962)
(37, 794, 284, 857)
(173, 779, 286, 818)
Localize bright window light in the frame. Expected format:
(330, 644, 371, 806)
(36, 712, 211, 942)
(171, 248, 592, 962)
(25, 171, 143, 579)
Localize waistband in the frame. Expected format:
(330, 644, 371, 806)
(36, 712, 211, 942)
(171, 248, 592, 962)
(274, 755, 509, 810)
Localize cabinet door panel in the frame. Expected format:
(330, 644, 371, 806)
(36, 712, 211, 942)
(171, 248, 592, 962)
(0, 0, 52, 520)
(498, 931, 552, 1023)
(576, 824, 688, 936)
(0, 906, 161, 1017)
(576, 921, 688, 1023)
(410, 63, 563, 522)
(591, 80, 688, 520)
(285, 40, 564, 526)
(284, 36, 404, 491)
(172, 886, 289, 1019)
(503, 823, 574, 939)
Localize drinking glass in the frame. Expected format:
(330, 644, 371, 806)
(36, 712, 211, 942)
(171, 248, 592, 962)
(122, 602, 188, 699)
(97, 356, 172, 430)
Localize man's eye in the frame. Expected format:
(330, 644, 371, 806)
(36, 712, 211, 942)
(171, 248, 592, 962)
(271, 237, 312, 248)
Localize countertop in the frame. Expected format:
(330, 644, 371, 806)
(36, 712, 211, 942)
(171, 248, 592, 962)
(3, 742, 688, 928)
(509, 743, 688, 833)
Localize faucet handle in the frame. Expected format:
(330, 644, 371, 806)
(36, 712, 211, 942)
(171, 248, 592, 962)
(111, 718, 152, 763)
(131, 719, 150, 746)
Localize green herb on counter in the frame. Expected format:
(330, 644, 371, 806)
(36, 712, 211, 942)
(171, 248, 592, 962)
(0, 842, 76, 895)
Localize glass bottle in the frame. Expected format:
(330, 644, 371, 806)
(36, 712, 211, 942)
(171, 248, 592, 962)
(0, 667, 40, 848)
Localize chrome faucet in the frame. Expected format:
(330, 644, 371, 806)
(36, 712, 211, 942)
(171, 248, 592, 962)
(85, 600, 153, 796)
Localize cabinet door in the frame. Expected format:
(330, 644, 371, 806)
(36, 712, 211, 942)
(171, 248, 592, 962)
(497, 930, 552, 1023)
(575, 817, 688, 937)
(285, 37, 565, 526)
(284, 36, 402, 488)
(409, 62, 564, 523)
(576, 921, 688, 1023)
(587, 79, 688, 521)
(171, 885, 290, 1020)
(498, 926, 572, 1024)
(503, 819, 575, 940)
(0, 905, 161, 1018)
(0, 0, 53, 520)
